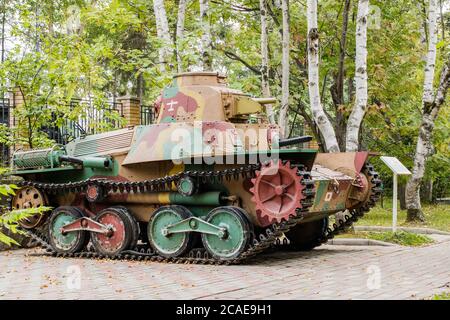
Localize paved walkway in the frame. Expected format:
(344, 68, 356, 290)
(0, 240, 449, 300)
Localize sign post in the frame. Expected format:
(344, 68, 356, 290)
(380, 156, 412, 233)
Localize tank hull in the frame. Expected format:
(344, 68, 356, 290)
(8, 72, 382, 263)
(13, 149, 373, 228)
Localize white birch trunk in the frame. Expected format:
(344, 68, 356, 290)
(200, 0, 212, 70)
(405, 0, 445, 222)
(278, 0, 290, 137)
(345, 0, 369, 152)
(153, 0, 172, 70)
(307, 0, 340, 152)
(260, 0, 275, 124)
(422, 0, 438, 105)
(176, 0, 188, 73)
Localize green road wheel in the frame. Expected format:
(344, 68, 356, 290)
(201, 206, 252, 261)
(148, 205, 195, 258)
(48, 207, 90, 254)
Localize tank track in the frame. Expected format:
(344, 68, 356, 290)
(277, 162, 383, 250)
(20, 162, 381, 264)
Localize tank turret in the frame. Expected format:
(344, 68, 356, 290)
(156, 72, 274, 124)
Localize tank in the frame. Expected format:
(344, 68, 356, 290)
(8, 72, 382, 263)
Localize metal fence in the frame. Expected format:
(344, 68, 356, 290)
(43, 99, 125, 145)
(0, 98, 12, 166)
(0, 98, 156, 165)
(140, 105, 156, 125)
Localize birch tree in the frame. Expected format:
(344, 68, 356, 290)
(153, 0, 172, 70)
(200, 0, 212, 70)
(1, 0, 6, 64)
(278, 0, 290, 136)
(176, 0, 188, 73)
(306, 0, 340, 152)
(346, 0, 370, 151)
(405, 0, 450, 222)
(259, 0, 274, 124)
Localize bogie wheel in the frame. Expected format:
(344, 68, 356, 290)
(12, 186, 48, 229)
(201, 206, 253, 261)
(148, 205, 196, 258)
(91, 207, 134, 256)
(285, 217, 328, 251)
(48, 207, 90, 254)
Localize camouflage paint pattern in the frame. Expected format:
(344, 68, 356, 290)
(10, 72, 374, 228)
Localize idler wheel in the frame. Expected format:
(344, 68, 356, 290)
(147, 205, 196, 258)
(201, 207, 252, 261)
(48, 207, 90, 254)
(12, 186, 48, 229)
(91, 207, 134, 256)
(250, 160, 305, 226)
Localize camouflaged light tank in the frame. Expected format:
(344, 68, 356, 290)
(9, 72, 381, 263)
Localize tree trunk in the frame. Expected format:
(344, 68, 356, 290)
(423, 1, 438, 105)
(278, 0, 290, 137)
(200, 0, 212, 70)
(346, 0, 369, 152)
(1, 0, 5, 64)
(330, 0, 351, 150)
(421, 179, 433, 203)
(153, 0, 172, 70)
(306, 0, 340, 152)
(406, 0, 449, 222)
(176, 0, 187, 73)
(397, 181, 406, 210)
(259, 0, 275, 124)
(439, 0, 445, 40)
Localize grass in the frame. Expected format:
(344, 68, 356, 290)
(337, 230, 434, 246)
(431, 292, 450, 300)
(354, 199, 450, 232)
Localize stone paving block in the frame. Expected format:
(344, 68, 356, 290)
(1, 239, 449, 299)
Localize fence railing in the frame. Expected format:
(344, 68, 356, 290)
(140, 105, 156, 125)
(44, 99, 125, 145)
(0, 98, 156, 165)
(0, 98, 12, 165)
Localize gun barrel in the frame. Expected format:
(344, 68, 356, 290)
(252, 97, 277, 104)
(59, 155, 112, 169)
(278, 136, 313, 147)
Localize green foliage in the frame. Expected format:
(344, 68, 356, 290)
(432, 292, 450, 300)
(0, 183, 51, 246)
(355, 200, 450, 232)
(0, 206, 52, 246)
(366, 231, 434, 247)
(338, 230, 434, 246)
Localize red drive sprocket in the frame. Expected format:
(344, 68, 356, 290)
(250, 160, 305, 226)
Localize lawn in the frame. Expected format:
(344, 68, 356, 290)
(354, 199, 450, 232)
(337, 230, 434, 246)
(336, 199, 449, 246)
(431, 292, 450, 300)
